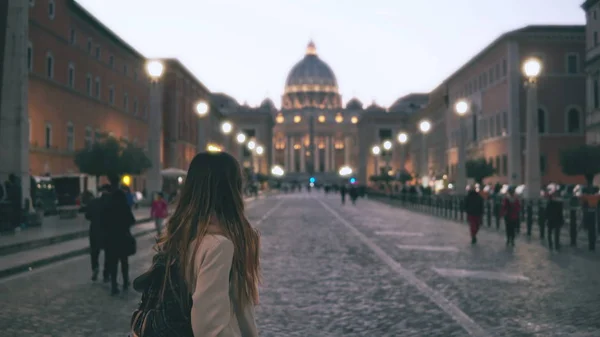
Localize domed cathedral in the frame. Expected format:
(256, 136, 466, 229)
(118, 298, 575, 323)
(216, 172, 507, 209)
(273, 41, 364, 181)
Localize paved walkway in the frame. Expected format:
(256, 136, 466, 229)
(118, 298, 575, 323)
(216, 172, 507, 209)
(0, 207, 151, 249)
(1, 193, 599, 336)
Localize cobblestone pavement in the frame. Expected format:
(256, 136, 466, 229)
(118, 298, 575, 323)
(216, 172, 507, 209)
(2, 192, 600, 336)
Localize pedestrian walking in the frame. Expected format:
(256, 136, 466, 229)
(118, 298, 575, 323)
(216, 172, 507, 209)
(545, 189, 564, 251)
(581, 190, 598, 252)
(501, 187, 521, 247)
(464, 189, 484, 244)
(340, 185, 347, 205)
(104, 174, 136, 295)
(6, 174, 22, 231)
(150, 192, 168, 236)
(85, 185, 110, 282)
(130, 152, 259, 337)
(349, 185, 358, 205)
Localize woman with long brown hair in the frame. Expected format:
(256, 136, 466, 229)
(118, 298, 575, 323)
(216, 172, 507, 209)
(131, 152, 260, 337)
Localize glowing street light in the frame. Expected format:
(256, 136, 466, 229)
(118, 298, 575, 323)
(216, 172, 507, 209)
(397, 132, 408, 144)
(271, 165, 284, 177)
(339, 166, 353, 176)
(146, 60, 164, 80)
(372, 145, 381, 155)
(419, 120, 431, 134)
(236, 133, 246, 144)
(196, 101, 209, 116)
(247, 140, 256, 150)
(523, 57, 542, 81)
(455, 100, 469, 116)
(522, 56, 543, 199)
(255, 145, 264, 155)
(221, 121, 232, 134)
(383, 140, 392, 151)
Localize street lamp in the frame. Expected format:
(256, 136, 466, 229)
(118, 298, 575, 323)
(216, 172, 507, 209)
(523, 57, 542, 199)
(382, 140, 392, 175)
(255, 145, 264, 155)
(196, 101, 209, 117)
(271, 165, 284, 177)
(454, 99, 469, 194)
(145, 60, 164, 199)
(221, 121, 232, 135)
(339, 165, 353, 177)
(383, 140, 392, 151)
(236, 133, 246, 144)
(418, 120, 431, 186)
(372, 145, 381, 177)
(146, 60, 164, 80)
(397, 132, 408, 174)
(247, 140, 256, 150)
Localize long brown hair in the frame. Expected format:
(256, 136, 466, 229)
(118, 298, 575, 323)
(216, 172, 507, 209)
(155, 151, 260, 309)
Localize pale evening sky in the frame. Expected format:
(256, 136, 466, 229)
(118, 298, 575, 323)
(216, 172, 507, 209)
(77, 0, 584, 108)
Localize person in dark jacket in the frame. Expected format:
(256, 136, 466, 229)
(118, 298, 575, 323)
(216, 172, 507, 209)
(501, 187, 521, 247)
(6, 174, 22, 230)
(104, 174, 136, 295)
(464, 189, 485, 244)
(85, 185, 110, 281)
(340, 185, 347, 205)
(349, 185, 359, 205)
(545, 191, 564, 251)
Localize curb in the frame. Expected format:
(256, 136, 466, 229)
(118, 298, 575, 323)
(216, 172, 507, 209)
(0, 217, 152, 257)
(0, 226, 156, 280)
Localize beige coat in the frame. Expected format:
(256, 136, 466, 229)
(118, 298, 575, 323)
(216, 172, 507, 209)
(189, 234, 258, 337)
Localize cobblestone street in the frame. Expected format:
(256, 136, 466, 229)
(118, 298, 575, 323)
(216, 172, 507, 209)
(1, 193, 600, 336)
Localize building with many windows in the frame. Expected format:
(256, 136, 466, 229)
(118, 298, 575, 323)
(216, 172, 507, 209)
(410, 25, 586, 188)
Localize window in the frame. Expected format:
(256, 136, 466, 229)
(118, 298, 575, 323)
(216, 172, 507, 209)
(27, 41, 32, 71)
(46, 52, 54, 78)
(567, 54, 579, 74)
(67, 63, 75, 88)
(502, 59, 507, 77)
(567, 108, 581, 133)
(85, 74, 92, 95)
(84, 127, 93, 148)
(133, 98, 138, 115)
(48, 0, 55, 19)
(495, 114, 501, 136)
(109, 55, 114, 67)
(87, 38, 92, 54)
(95, 46, 101, 59)
(123, 64, 128, 75)
(109, 86, 115, 105)
(483, 72, 488, 87)
(495, 63, 501, 80)
(489, 116, 495, 137)
(45, 123, 52, 148)
(94, 77, 101, 98)
(69, 28, 76, 45)
(540, 155, 547, 175)
(124, 92, 129, 111)
(538, 108, 546, 134)
(502, 155, 508, 176)
(489, 68, 494, 83)
(502, 111, 508, 134)
(66, 123, 74, 151)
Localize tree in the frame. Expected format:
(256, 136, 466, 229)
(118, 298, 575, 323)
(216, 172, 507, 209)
(560, 145, 600, 186)
(74, 134, 151, 184)
(466, 158, 495, 185)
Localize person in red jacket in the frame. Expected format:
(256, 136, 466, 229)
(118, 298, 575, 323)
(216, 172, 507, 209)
(501, 187, 521, 247)
(150, 192, 168, 236)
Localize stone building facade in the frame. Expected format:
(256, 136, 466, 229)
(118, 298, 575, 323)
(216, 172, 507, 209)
(411, 25, 586, 187)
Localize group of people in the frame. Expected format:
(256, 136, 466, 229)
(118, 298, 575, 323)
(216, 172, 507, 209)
(339, 184, 359, 205)
(464, 187, 564, 250)
(85, 174, 137, 295)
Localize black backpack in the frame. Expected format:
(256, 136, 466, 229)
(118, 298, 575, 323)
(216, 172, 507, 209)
(130, 254, 193, 337)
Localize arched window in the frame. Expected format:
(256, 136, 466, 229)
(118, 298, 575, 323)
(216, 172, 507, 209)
(538, 108, 546, 134)
(67, 63, 75, 88)
(567, 108, 581, 133)
(48, 0, 55, 19)
(46, 52, 54, 79)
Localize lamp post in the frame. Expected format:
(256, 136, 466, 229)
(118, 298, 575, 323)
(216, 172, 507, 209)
(455, 100, 469, 194)
(419, 120, 431, 186)
(372, 145, 381, 177)
(146, 60, 164, 198)
(383, 140, 392, 176)
(247, 140, 256, 174)
(523, 57, 543, 199)
(255, 145, 264, 174)
(397, 132, 408, 175)
(195, 100, 210, 154)
(221, 121, 232, 152)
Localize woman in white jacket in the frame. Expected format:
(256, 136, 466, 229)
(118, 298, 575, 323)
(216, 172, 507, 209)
(138, 151, 260, 337)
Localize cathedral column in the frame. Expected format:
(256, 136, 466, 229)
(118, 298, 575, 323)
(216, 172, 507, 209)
(324, 137, 331, 172)
(344, 136, 351, 166)
(290, 136, 296, 173)
(285, 135, 290, 172)
(330, 137, 336, 172)
(300, 140, 306, 173)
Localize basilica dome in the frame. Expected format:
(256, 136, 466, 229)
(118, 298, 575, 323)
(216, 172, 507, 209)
(282, 41, 341, 111)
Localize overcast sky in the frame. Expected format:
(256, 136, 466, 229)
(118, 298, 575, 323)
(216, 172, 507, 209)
(77, 0, 584, 108)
